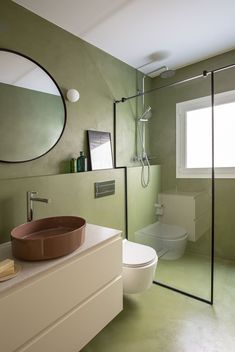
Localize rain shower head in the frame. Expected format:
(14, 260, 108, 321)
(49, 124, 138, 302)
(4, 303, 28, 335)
(138, 64, 176, 79)
(160, 68, 175, 79)
(138, 105, 152, 121)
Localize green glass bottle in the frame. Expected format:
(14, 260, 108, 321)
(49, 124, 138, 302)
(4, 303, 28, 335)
(70, 158, 77, 173)
(77, 151, 87, 172)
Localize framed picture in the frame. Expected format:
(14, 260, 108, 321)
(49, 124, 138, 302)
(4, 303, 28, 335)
(87, 130, 113, 170)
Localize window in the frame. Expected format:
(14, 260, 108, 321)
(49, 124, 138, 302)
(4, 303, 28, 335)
(176, 90, 235, 178)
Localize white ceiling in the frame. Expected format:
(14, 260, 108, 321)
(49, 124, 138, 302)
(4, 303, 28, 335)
(13, 0, 235, 75)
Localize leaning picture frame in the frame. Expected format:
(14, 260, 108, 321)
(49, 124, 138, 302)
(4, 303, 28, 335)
(87, 130, 113, 170)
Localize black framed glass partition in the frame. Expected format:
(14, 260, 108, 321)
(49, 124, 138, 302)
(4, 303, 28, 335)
(213, 64, 235, 300)
(115, 71, 214, 304)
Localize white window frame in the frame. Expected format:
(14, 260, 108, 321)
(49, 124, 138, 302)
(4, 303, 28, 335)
(176, 90, 235, 178)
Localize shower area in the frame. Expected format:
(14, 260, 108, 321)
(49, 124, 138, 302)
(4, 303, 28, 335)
(115, 62, 235, 304)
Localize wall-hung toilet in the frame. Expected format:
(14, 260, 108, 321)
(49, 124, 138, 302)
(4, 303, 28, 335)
(122, 239, 158, 294)
(133, 191, 210, 261)
(135, 222, 188, 260)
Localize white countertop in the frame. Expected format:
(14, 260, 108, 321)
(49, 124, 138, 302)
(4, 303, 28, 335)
(0, 223, 122, 296)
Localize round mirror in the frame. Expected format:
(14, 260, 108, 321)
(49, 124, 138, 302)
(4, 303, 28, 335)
(0, 49, 66, 163)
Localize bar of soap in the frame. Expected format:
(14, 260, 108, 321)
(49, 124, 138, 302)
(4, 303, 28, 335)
(0, 259, 15, 277)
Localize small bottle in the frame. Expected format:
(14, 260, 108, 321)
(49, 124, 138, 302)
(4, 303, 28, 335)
(77, 151, 87, 172)
(70, 158, 77, 173)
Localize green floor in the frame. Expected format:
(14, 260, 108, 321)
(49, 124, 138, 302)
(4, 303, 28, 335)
(81, 257, 235, 352)
(155, 252, 211, 300)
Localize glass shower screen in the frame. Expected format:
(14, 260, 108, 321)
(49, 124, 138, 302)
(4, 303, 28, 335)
(115, 72, 213, 303)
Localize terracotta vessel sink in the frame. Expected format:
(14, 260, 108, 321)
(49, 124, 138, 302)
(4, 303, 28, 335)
(11, 216, 86, 261)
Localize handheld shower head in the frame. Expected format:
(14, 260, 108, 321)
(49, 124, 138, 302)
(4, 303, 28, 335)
(138, 106, 152, 122)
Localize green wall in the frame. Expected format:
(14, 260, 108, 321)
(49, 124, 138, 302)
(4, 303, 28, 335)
(127, 166, 161, 242)
(149, 51, 235, 261)
(1, 0, 235, 263)
(0, 0, 138, 179)
(0, 169, 125, 243)
(115, 75, 152, 167)
(0, 0, 137, 241)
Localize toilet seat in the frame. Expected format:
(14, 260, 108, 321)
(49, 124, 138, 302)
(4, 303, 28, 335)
(123, 239, 157, 268)
(155, 223, 187, 240)
(138, 222, 187, 240)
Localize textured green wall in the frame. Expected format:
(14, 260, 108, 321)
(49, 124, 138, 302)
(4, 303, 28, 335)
(0, 169, 125, 243)
(115, 75, 152, 167)
(0, 0, 137, 241)
(0, 0, 138, 179)
(149, 51, 235, 261)
(127, 166, 161, 242)
(1, 0, 235, 262)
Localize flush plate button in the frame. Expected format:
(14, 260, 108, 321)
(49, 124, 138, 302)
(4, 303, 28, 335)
(95, 180, 115, 198)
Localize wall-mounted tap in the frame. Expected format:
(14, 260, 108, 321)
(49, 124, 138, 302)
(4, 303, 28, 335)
(27, 191, 51, 222)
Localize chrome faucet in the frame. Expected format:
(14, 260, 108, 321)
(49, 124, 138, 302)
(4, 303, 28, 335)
(27, 191, 50, 222)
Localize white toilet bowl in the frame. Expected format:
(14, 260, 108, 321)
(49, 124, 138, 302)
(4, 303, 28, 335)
(122, 239, 158, 294)
(135, 221, 188, 260)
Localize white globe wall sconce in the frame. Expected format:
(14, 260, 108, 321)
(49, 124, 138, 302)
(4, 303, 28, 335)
(66, 89, 80, 103)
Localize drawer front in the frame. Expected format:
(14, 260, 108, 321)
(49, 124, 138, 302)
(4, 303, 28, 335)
(0, 237, 122, 352)
(19, 277, 123, 352)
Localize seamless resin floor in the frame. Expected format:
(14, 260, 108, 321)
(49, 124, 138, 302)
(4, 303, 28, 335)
(81, 256, 235, 352)
(155, 252, 211, 300)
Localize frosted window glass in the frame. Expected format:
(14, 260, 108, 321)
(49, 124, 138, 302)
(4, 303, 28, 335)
(186, 108, 212, 168)
(186, 102, 235, 168)
(214, 103, 235, 167)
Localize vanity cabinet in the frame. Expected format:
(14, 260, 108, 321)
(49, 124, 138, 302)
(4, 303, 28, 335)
(0, 224, 123, 352)
(159, 191, 210, 241)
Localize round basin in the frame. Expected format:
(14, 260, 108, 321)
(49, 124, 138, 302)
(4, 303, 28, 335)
(11, 216, 86, 261)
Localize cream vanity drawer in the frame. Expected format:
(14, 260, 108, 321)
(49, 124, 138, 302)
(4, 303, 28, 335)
(0, 237, 122, 352)
(19, 277, 123, 352)
(159, 191, 210, 241)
